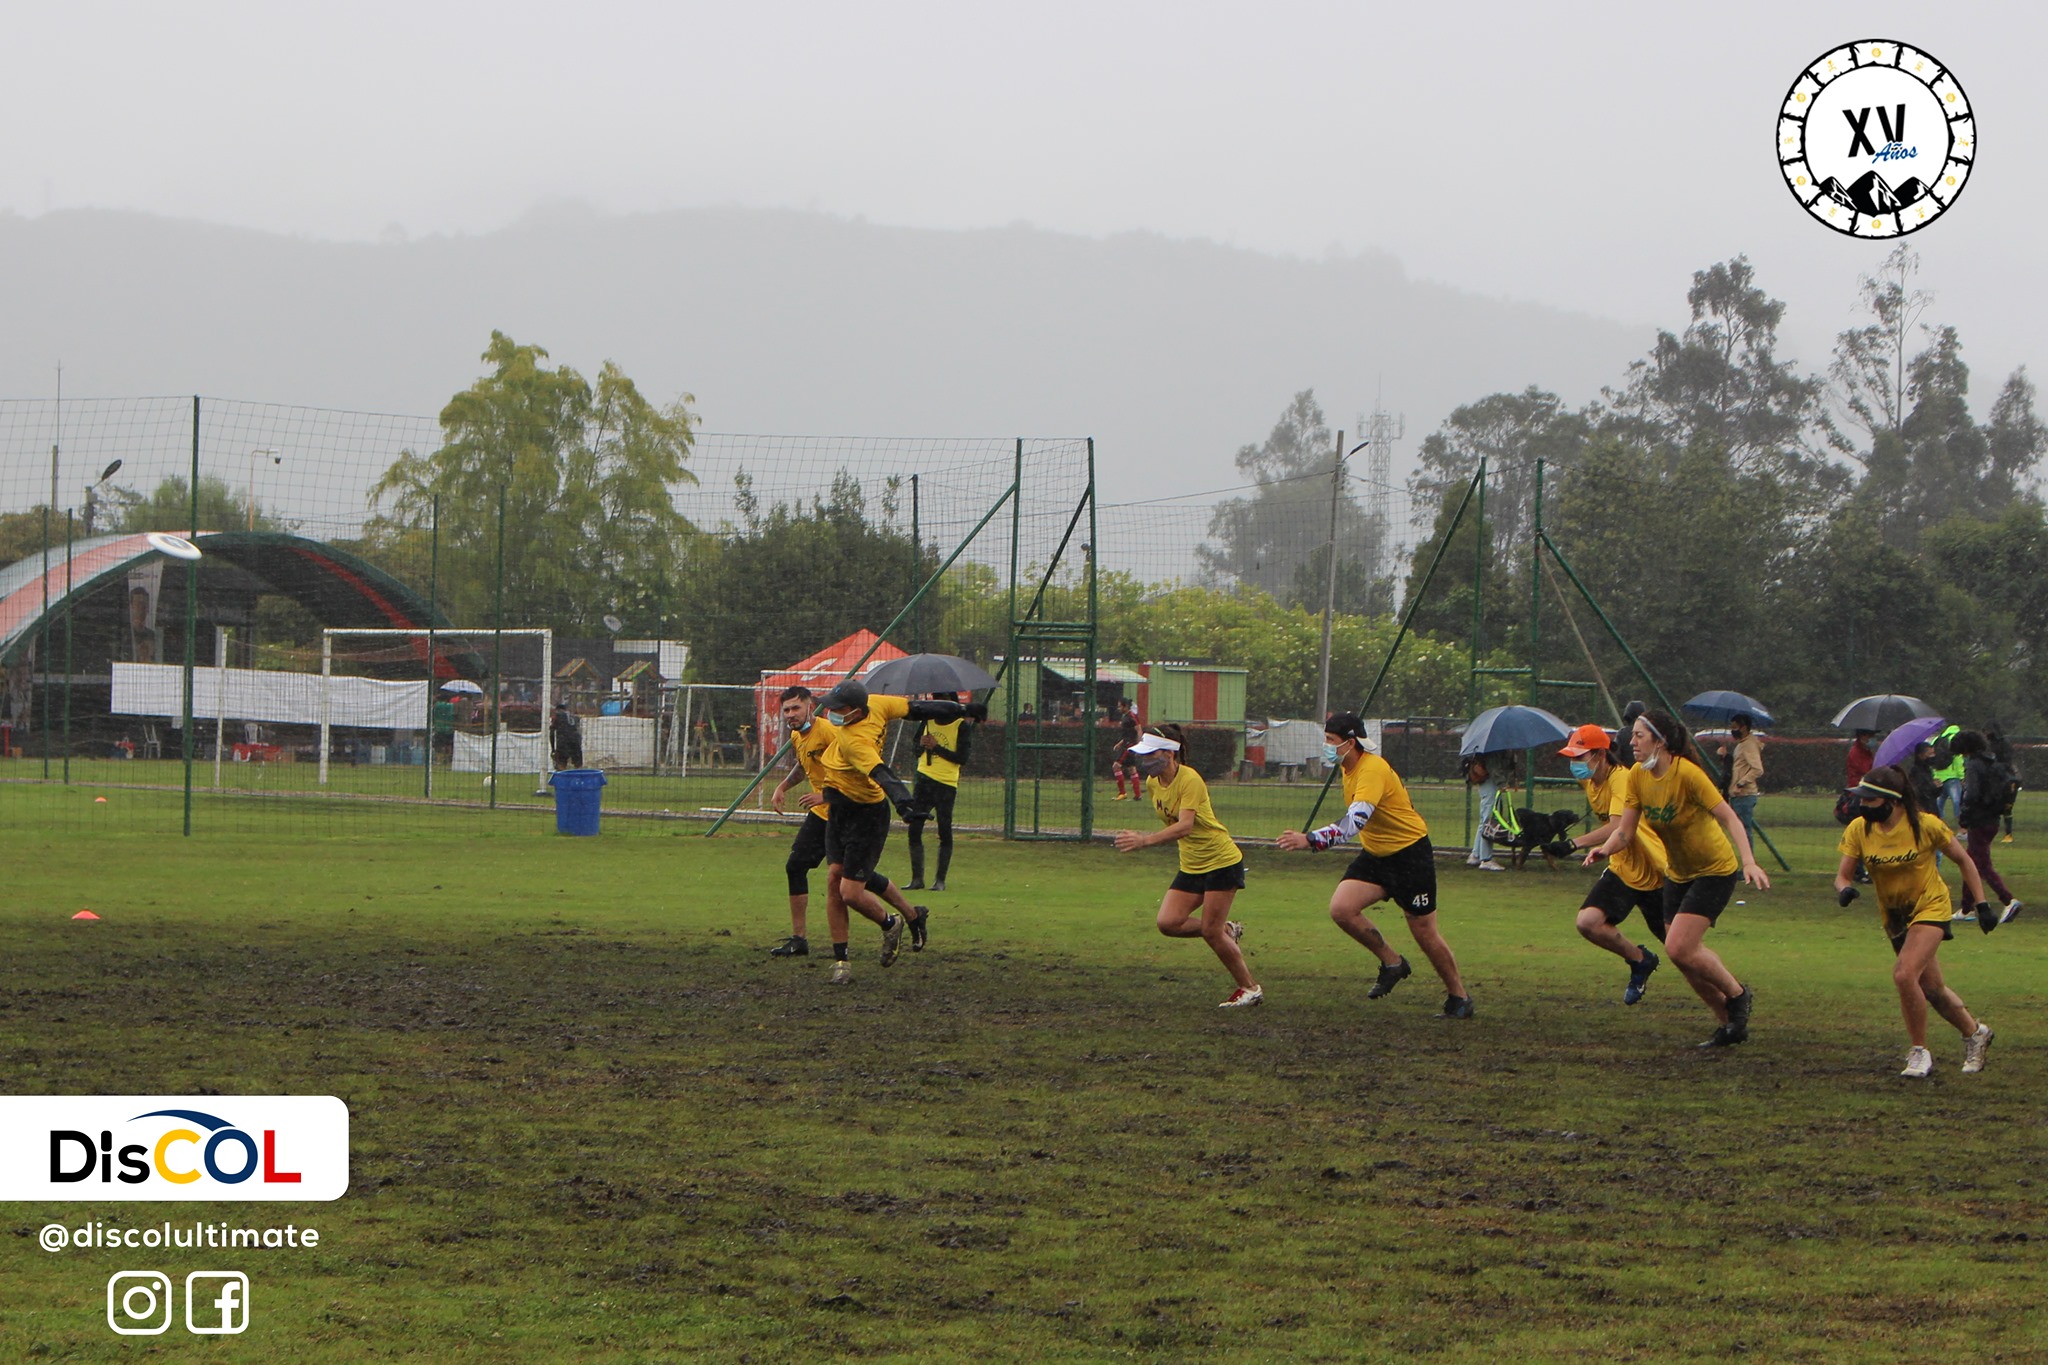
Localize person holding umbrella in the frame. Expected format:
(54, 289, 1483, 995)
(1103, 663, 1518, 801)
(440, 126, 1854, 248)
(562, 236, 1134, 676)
(905, 691, 972, 891)
(1113, 725, 1261, 1008)
(1835, 765, 1999, 1076)
(1586, 710, 1766, 1048)
(1277, 713, 1473, 1018)
(1554, 724, 1669, 1004)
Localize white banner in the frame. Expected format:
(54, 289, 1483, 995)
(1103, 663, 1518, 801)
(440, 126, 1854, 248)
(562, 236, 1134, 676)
(451, 730, 549, 774)
(582, 715, 654, 767)
(0, 1097, 348, 1202)
(111, 663, 428, 730)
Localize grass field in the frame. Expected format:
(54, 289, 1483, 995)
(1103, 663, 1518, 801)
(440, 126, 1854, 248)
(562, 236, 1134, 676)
(1, 791, 2044, 1361)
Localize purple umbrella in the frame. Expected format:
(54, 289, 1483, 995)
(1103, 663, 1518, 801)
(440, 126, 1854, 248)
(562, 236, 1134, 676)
(1871, 716, 1947, 772)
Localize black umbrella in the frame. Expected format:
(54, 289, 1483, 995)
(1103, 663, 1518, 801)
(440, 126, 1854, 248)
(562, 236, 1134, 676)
(862, 653, 999, 696)
(1830, 694, 1939, 731)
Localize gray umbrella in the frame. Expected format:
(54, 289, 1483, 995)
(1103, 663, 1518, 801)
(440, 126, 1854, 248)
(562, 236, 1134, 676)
(1457, 704, 1574, 757)
(862, 653, 999, 696)
(1830, 694, 1939, 731)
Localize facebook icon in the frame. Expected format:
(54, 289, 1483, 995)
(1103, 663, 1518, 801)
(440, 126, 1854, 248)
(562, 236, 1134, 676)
(184, 1271, 250, 1335)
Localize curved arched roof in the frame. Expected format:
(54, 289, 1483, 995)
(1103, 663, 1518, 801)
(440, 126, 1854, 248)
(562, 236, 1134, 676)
(0, 530, 464, 668)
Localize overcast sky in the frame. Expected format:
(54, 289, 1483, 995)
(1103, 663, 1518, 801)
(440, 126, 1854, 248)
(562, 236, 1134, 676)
(2, 1, 2041, 415)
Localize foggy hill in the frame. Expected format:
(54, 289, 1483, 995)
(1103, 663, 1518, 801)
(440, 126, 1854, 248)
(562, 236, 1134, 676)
(0, 204, 1648, 501)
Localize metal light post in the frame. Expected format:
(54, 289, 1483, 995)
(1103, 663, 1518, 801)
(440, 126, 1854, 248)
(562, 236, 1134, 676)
(247, 448, 281, 530)
(82, 458, 122, 537)
(1314, 435, 1371, 725)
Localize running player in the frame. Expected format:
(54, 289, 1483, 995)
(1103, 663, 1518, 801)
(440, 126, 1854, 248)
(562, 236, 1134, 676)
(1113, 725, 1261, 1008)
(1835, 764, 1998, 1076)
(1276, 712, 1473, 1018)
(1585, 710, 1766, 1048)
(814, 679, 982, 983)
(765, 686, 924, 963)
(1555, 723, 1669, 1004)
(905, 691, 971, 891)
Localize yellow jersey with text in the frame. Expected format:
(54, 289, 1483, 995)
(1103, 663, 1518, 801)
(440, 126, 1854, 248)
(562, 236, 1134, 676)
(1148, 763, 1241, 874)
(916, 718, 964, 786)
(1622, 757, 1737, 881)
(1839, 813, 1956, 934)
(819, 693, 912, 805)
(1581, 767, 1668, 891)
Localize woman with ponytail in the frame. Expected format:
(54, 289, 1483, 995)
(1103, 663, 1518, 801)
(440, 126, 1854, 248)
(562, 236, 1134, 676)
(1585, 709, 1766, 1048)
(1835, 764, 1999, 1077)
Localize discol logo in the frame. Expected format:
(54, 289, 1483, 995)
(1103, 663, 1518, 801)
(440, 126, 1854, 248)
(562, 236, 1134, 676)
(1777, 40, 1974, 238)
(0, 1096, 348, 1201)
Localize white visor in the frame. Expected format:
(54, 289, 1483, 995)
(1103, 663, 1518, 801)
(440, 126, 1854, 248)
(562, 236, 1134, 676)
(1127, 733, 1181, 755)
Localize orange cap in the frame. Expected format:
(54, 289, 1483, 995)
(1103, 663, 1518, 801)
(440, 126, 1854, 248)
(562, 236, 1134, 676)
(1559, 723, 1611, 757)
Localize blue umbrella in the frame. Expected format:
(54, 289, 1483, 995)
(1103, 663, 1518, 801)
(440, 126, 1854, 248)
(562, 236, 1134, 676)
(1458, 704, 1573, 757)
(1684, 690, 1775, 728)
(1871, 715, 1946, 772)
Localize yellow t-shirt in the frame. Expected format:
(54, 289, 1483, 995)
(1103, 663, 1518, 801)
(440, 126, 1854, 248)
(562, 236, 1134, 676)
(1148, 763, 1241, 874)
(788, 715, 839, 821)
(1623, 757, 1737, 881)
(1581, 767, 1668, 892)
(1343, 752, 1430, 856)
(1839, 813, 1956, 935)
(916, 718, 964, 786)
(819, 693, 912, 805)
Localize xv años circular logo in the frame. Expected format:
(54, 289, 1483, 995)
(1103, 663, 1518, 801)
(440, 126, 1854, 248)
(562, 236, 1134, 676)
(1778, 40, 1974, 238)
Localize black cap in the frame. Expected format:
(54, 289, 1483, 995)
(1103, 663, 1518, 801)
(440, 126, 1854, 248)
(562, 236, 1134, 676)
(1621, 699, 1646, 725)
(819, 679, 869, 712)
(1324, 711, 1367, 740)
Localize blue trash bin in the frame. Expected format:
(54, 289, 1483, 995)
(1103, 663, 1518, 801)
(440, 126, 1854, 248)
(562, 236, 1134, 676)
(549, 768, 606, 836)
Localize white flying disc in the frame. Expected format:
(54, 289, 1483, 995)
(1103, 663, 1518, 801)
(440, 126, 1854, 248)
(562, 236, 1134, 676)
(144, 532, 203, 561)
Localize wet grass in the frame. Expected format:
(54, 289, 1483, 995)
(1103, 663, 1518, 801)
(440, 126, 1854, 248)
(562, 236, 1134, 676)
(0, 800, 2043, 1360)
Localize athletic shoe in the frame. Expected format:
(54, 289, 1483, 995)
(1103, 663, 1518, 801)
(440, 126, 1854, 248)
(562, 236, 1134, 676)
(910, 906, 931, 952)
(880, 914, 905, 967)
(1962, 1023, 1995, 1073)
(2002, 834, 2014, 844)
(1225, 920, 1245, 943)
(1900, 1046, 1934, 1078)
(1465, 857, 1481, 868)
(1439, 994, 1475, 1019)
(1366, 956, 1412, 999)
(905, 878, 925, 891)
(1950, 907, 1975, 922)
(1624, 948, 1659, 1005)
(1475, 860, 1506, 873)
(2000, 899, 2024, 926)
(829, 960, 852, 985)
(1697, 1024, 1743, 1048)
(1218, 984, 1264, 1009)
(769, 935, 809, 958)
(1724, 986, 1754, 1042)
(1112, 792, 1130, 801)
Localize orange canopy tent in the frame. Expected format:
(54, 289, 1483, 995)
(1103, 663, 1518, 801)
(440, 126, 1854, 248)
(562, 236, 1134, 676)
(753, 630, 908, 767)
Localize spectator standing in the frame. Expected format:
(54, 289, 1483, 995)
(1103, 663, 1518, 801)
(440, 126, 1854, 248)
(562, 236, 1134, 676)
(1987, 725, 2022, 843)
(549, 699, 583, 770)
(1953, 730, 2024, 926)
(1932, 724, 1966, 829)
(1719, 714, 1764, 850)
(1465, 749, 1514, 872)
(1845, 729, 1877, 791)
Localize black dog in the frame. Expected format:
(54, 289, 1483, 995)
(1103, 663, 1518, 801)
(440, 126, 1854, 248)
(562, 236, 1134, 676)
(1502, 809, 1581, 871)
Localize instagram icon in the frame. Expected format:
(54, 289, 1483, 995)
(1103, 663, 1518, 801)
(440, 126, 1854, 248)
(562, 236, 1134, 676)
(105, 1270, 172, 1335)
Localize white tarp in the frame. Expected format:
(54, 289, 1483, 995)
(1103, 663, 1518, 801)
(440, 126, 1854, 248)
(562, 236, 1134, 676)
(582, 715, 655, 768)
(1245, 717, 1386, 766)
(112, 662, 428, 729)
(452, 730, 549, 774)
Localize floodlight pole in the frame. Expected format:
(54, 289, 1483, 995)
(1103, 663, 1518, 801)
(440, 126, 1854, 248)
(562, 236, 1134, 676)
(1315, 433, 1369, 726)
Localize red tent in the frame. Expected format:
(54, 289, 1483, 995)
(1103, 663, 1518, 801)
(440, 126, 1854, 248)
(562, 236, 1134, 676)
(754, 630, 908, 766)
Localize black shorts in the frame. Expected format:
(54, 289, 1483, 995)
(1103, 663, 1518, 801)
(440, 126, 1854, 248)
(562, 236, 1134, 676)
(1169, 860, 1247, 896)
(822, 794, 891, 885)
(1583, 869, 1668, 941)
(1662, 871, 1739, 926)
(788, 810, 829, 870)
(1341, 837, 1438, 917)
(1890, 920, 1954, 954)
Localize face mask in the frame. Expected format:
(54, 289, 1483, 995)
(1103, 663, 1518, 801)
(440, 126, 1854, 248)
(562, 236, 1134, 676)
(826, 709, 851, 726)
(1135, 752, 1171, 777)
(1568, 760, 1593, 780)
(1861, 800, 1895, 825)
(791, 717, 811, 734)
(1321, 742, 1341, 765)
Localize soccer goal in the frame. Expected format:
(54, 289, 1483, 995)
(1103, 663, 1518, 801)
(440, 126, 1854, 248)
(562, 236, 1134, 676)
(318, 628, 554, 799)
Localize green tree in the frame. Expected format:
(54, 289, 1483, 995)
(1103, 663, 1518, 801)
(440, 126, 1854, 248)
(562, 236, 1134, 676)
(1830, 244, 1934, 443)
(365, 332, 697, 632)
(118, 475, 281, 535)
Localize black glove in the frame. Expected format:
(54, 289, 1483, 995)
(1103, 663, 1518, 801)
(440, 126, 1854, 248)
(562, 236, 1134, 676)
(1544, 839, 1576, 859)
(964, 701, 989, 722)
(897, 799, 928, 824)
(1977, 901, 1998, 934)
(1837, 885, 1859, 907)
